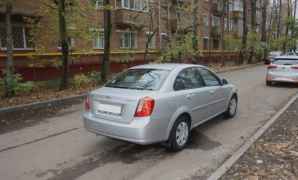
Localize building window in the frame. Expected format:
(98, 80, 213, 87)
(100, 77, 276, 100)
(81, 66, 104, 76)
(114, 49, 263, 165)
(146, 32, 156, 49)
(93, 31, 104, 49)
(95, 0, 104, 9)
(212, 16, 220, 27)
(203, 37, 209, 50)
(90, 0, 103, 9)
(121, 0, 148, 11)
(0, 25, 33, 50)
(120, 31, 136, 49)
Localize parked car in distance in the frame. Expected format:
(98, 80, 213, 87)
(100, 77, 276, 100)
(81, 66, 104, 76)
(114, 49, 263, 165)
(83, 64, 238, 151)
(266, 55, 298, 86)
(265, 51, 283, 65)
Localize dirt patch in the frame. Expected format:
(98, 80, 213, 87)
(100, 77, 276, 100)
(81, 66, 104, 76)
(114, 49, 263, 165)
(0, 84, 95, 108)
(220, 98, 298, 180)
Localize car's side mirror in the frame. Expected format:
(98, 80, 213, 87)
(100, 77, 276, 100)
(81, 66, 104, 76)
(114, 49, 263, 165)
(222, 78, 228, 85)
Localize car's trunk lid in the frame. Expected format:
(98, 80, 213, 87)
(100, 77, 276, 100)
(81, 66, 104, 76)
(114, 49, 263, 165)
(90, 87, 155, 124)
(272, 64, 298, 74)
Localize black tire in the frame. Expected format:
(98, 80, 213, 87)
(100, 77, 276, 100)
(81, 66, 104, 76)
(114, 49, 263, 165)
(166, 115, 190, 152)
(266, 81, 272, 86)
(224, 95, 238, 119)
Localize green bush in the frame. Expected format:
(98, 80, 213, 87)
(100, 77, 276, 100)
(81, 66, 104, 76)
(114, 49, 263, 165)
(14, 81, 35, 94)
(89, 71, 101, 85)
(159, 33, 199, 62)
(72, 74, 91, 89)
(224, 34, 241, 51)
(0, 73, 35, 96)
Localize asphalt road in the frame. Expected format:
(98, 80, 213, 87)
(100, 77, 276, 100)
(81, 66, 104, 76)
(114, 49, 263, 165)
(0, 65, 297, 180)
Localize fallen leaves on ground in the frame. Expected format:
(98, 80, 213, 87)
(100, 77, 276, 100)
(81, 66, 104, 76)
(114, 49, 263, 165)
(221, 100, 298, 180)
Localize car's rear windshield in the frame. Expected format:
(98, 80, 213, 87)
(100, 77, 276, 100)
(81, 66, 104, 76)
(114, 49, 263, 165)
(273, 59, 298, 65)
(105, 68, 170, 90)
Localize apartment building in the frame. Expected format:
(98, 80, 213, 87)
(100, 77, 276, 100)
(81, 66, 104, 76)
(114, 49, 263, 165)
(0, 0, 159, 55)
(0, 0, 264, 56)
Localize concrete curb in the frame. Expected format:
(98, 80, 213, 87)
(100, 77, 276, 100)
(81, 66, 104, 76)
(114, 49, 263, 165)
(207, 93, 298, 180)
(216, 63, 263, 74)
(0, 63, 262, 115)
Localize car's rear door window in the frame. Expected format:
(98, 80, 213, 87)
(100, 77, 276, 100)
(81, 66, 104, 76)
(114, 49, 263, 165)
(198, 68, 221, 86)
(105, 68, 169, 90)
(174, 68, 205, 91)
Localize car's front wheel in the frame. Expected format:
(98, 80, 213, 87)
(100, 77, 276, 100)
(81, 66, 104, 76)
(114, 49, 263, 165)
(224, 95, 238, 118)
(166, 115, 190, 151)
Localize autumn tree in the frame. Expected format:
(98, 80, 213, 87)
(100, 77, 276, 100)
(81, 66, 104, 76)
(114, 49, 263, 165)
(144, 3, 158, 61)
(240, 0, 248, 63)
(32, 0, 94, 89)
(1, 0, 14, 97)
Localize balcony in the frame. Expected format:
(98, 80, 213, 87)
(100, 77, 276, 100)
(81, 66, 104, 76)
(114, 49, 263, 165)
(113, 9, 147, 30)
(231, 11, 241, 19)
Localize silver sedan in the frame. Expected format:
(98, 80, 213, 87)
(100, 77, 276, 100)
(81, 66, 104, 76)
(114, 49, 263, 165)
(266, 55, 298, 86)
(83, 64, 238, 151)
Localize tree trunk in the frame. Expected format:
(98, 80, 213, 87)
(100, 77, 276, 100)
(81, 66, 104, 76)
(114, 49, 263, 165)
(226, 0, 230, 33)
(282, 0, 290, 52)
(220, 0, 226, 50)
(208, 0, 212, 51)
(251, 0, 257, 32)
(277, 0, 282, 37)
(58, 0, 69, 90)
(261, 0, 268, 62)
(241, 0, 248, 64)
(101, 0, 111, 83)
(261, 0, 268, 42)
(192, 0, 198, 51)
(144, 8, 155, 62)
(4, 1, 14, 97)
(294, 0, 297, 19)
(248, 0, 256, 64)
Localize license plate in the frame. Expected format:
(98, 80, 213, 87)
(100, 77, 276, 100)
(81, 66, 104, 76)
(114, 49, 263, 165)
(96, 102, 122, 115)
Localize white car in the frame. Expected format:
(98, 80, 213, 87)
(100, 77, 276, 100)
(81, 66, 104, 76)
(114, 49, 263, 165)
(266, 55, 298, 86)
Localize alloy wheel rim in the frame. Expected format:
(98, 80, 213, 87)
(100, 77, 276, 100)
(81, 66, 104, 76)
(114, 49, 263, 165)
(176, 122, 189, 146)
(229, 98, 237, 115)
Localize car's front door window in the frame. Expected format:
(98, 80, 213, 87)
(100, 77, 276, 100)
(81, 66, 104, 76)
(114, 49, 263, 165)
(199, 68, 221, 86)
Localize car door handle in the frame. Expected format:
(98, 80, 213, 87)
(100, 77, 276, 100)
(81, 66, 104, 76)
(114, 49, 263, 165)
(209, 90, 216, 94)
(186, 93, 195, 99)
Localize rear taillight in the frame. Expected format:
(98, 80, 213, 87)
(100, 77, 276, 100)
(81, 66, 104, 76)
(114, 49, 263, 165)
(291, 66, 298, 69)
(84, 96, 91, 112)
(134, 97, 155, 117)
(268, 64, 277, 69)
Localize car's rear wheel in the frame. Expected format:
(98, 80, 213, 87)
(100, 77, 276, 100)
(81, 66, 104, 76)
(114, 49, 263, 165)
(166, 115, 190, 151)
(224, 95, 238, 118)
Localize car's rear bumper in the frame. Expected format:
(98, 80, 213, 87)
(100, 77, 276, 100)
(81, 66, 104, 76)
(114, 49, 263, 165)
(82, 113, 162, 145)
(267, 73, 298, 83)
